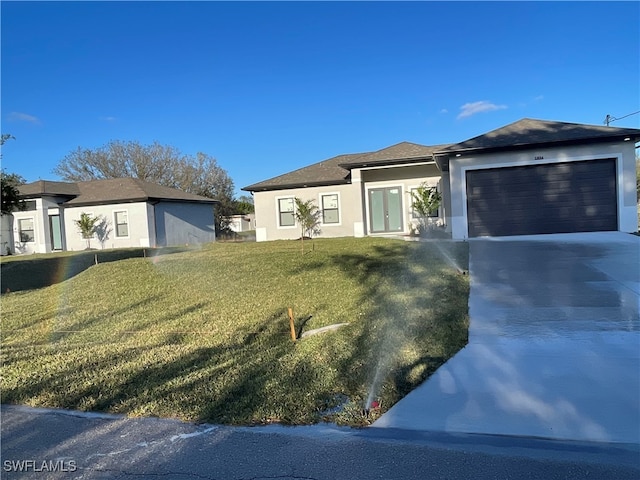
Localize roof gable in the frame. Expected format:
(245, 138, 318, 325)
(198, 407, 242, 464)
(341, 141, 451, 168)
(439, 118, 640, 154)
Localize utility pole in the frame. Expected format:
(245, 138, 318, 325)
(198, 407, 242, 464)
(604, 110, 640, 126)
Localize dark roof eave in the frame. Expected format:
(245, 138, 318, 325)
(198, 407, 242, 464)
(339, 156, 437, 169)
(63, 197, 218, 207)
(19, 193, 77, 200)
(435, 134, 640, 156)
(242, 179, 350, 192)
(149, 197, 218, 204)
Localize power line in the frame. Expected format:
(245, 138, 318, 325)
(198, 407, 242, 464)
(604, 110, 640, 126)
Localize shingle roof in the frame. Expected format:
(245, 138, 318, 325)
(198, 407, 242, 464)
(341, 142, 451, 168)
(242, 142, 445, 192)
(19, 180, 80, 197)
(437, 118, 640, 154)
(242, 152, 367, 192)
(244, 118, 640, 193)
(19, 178, 217, 206)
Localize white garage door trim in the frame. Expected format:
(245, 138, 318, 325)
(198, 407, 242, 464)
(458, 152, 624, 238)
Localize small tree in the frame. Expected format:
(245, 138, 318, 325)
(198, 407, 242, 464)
(409, 183, 442, 236)
(74, 213, 102, 250)
(294, 197, 320, 254)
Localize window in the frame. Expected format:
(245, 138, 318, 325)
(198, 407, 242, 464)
(410, 187, 439, 218)
(22, 200, 37, 211)
(321, 194, 340, 224)
(18, 218, 35, 242)
(114, 211, 129, 237)
(278, 198, 295, 227)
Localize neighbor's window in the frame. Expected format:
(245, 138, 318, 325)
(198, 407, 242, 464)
(410, 187, 439, 218)
(22, 200, 37, 211)
(18, 218, 35, 242)
(114, 211, 129, 237)
(278, 198, 295, 227)
(321, 194, 339, 224)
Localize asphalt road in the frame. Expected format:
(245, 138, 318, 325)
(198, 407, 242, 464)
(2, 405, 639, 480)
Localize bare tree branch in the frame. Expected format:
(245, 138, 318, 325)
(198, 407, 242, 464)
(54, 140, 236, 233)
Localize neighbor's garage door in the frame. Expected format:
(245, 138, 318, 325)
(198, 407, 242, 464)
(466, 158, 618, 237)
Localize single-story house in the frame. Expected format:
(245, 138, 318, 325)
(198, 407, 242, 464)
(5, 178, 217, 255)
(228, 213, 256, 233)
(242, 118, 640, 241)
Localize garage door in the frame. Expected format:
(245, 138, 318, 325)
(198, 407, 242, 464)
(466, 159, 618, 237)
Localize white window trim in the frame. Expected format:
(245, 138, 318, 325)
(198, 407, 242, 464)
(113, 209, 130, 238)
(275, 196, 297, 229)
(17, 216, 36, 243)
(408, 184, 440, 219)
(319, 192, 342, 227)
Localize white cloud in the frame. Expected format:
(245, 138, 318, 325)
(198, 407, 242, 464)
(440, 108, 449, 114)
(7, 111, 41, 124)
(457, 101, 507, 119)
(533, 95, 544, 102)
(100, 116, 117, 122)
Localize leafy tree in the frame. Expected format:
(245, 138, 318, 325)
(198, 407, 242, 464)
(294, 197, 321, 254)
(233, 195, 254, 215)
(54, 141, 236, 234)
(409, 183, 442, 236)
(74, 212, 103, 250)
(1, 171, 26, 215)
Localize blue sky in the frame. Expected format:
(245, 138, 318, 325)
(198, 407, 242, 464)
(2, 1, 639, 196)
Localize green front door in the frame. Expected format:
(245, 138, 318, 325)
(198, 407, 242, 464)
(49, 215, 63, 250)
(368, 187, 403, 233)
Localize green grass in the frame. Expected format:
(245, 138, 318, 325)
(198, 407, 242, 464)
(1, 237, 469, 426)
(0, 246, 191, 293)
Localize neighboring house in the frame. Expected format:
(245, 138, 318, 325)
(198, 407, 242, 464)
(0, 214, 13, 255)
(9, 178, 217, 255)
(228, 213, 256, 233)
(243, 118, 640, 241)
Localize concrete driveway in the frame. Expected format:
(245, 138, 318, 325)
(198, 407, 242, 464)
(373, 232, 640, 444)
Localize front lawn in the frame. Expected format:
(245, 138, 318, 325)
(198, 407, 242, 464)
(1, 237, 469, 426)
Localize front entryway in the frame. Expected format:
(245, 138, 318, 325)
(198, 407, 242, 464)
(368, 187, 404, 233)
(49, 215, 63, 251)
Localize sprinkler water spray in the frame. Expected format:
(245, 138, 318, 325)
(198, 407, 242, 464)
(362, 399, 380, 418)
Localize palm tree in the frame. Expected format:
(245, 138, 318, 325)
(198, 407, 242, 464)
(74, 212, 102, 249)
(294, 198, 320, 254)
(409, 184, 442, 236)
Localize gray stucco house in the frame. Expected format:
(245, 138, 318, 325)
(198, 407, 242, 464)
(243, 118, 640, 241)
(6, 178, 217, 255)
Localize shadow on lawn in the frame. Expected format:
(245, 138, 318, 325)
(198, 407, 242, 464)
(2, 307, 324, 425)
(1, 240, 469, 426)
(0, 246, 191, 293)
(307, 241, 470, 410)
